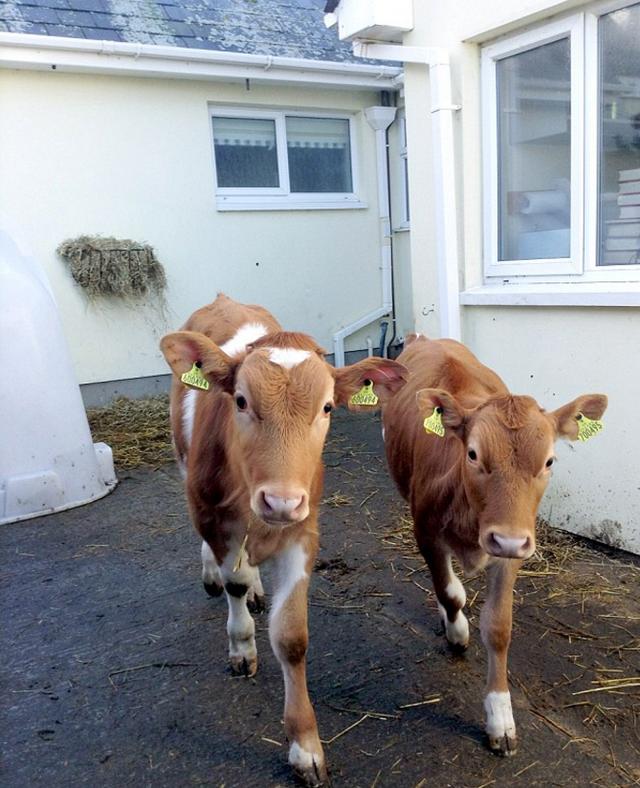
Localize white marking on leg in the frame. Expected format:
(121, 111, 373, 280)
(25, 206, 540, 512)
(246, 566, 265, 607)
(484, 691, 516, 740)
(226, 591, 256, 666)
(289, 741, 324, 771)
(381, 425, 386, 441)
(443, 554, 466, 606)
(201, 540, 221, 588)
(265, 347, 311, 369)
(269, 542, 308, 622)
(438, 557, 469, 646)
(182, 388, 197, 449)
(445, 576, 466, 608)
(220, 322, 268, 358)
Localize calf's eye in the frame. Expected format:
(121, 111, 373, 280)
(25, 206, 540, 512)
(468, 449, 477, 461)
(323, 403, 333, 414)
(235, 395, 247, 411)
(545, 457, 554, 468)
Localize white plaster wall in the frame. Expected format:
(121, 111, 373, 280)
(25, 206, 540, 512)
(0, 69, 405, 383)
(400, 0, 639, 552)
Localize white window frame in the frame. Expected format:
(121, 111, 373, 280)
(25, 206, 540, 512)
(210, 106, 366, 212)
(480, 0, 640, 285)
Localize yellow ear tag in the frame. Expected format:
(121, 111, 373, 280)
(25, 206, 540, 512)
(349, 379, 379, 407)
(181, 363, 210, 391)
(423, 406, 445, 438)
(576, 412, 603, 442)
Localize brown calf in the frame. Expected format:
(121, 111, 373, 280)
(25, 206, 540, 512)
(160, 294, 406, 785)
(382, 334, 607, 755)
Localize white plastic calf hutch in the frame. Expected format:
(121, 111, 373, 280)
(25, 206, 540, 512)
(0, 231, 117, 524)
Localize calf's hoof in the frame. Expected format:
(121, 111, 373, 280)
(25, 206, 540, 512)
(289, 743, 328, 787)
(247, 593, 266, 614)
(203, 580, 223, 598)
(229, 653, 258, 678)
(488, 732, 518, 756)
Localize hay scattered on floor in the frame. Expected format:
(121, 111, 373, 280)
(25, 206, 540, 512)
(87, 395, 173, 469)
(57, 236, 167, 299)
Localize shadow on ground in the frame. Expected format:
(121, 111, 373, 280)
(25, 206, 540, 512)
(2, 411, 639, 787)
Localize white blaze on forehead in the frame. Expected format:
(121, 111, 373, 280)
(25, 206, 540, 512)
(265, 347, 311, 369)
(220, 322, 268, 358)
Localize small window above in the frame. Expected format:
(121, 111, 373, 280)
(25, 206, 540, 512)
(210, 108, 365, 211)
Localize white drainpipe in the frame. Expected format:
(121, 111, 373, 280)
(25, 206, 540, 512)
(333, 104, 396, 367)
(352, 41, 462, 342)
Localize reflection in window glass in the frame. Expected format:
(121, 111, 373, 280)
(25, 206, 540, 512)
(212, 117, 279, 188)
(497, 38, 571, 261)
(286, 117, 352, 193)
(598, 3, 640, 266)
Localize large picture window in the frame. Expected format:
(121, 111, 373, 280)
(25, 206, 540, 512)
(482, 1, 640, 283)
(597, 3, 640, 266)
(211, 108, 361, 211)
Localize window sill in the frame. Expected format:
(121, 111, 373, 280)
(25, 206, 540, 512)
(460, 282, 640, 307)
(215, 197, 367, 212)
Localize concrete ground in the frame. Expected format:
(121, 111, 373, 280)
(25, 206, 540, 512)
(2, 411, 639, 787)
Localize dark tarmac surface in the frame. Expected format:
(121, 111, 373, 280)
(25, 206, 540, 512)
(2, 411, 639, 787)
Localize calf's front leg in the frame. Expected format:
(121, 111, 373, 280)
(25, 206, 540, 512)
(480, 558, 520, 755)
(414, 524, 469, 649)
(218, 542, 260, 677)
(269, 541, 327, 787)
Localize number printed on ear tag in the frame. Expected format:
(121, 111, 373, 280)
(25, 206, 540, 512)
(349, 380, 378, 406)
(181, 363, 210, 391)
(576, 412, 603, 442)
(423, 406, 445, 438)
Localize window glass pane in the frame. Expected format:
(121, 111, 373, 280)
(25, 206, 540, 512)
(598, 3, 640, 266)
(286, 117, 353, 193)
(497, 38, 571, 261)
(212, 117, 279, 188)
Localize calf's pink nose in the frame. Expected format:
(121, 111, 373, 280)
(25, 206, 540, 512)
(487, 532, 532, 558)
(257, 488, 308, 523)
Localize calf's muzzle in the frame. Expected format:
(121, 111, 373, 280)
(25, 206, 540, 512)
(253, 486, 309, 524)
(484, 529, 535, 559)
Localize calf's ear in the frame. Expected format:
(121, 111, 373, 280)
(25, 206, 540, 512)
(333, 357, 407, 410)
(416, 388, 467, 436)
(160, 330, 237, 393)
(551, 393, 608, 440)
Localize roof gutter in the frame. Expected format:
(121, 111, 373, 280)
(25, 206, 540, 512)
(0, 32, 402, 89)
